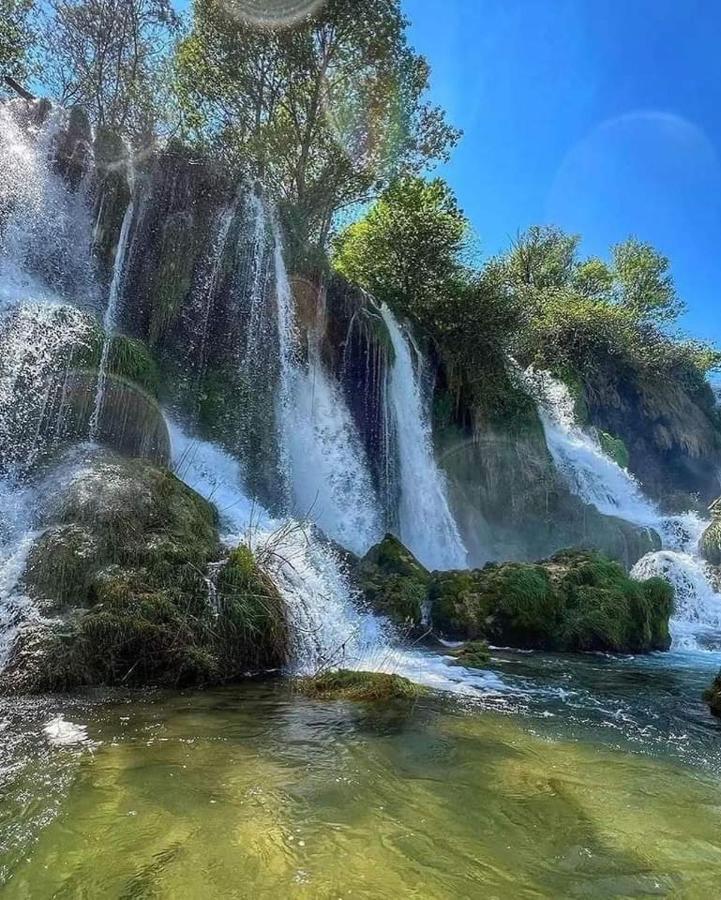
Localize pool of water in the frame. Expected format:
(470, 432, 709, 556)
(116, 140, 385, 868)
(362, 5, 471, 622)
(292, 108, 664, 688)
(2, 649, 721, 898)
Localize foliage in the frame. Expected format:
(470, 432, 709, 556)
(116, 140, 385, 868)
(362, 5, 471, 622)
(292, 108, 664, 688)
(423, 547, 673, 653)
(333, 175, 520, 413)
(0, 0, 35, 82)
(174, 0, 459, 252)
(35, 0, 180, 143)
(298, 668, 425, 702)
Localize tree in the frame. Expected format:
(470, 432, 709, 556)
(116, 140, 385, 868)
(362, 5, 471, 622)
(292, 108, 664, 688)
(333, 176, 468, 318)
(0, 0, 35, 84)
(501, 225, 580, 291)
(612, 237, 683, 324)
(37, 0, 179, 144)
(174, 0, 459, 253)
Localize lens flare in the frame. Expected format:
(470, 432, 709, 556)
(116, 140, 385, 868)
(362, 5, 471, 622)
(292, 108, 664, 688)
(222, 0, 325, 28)
(322, 68, 407, 171)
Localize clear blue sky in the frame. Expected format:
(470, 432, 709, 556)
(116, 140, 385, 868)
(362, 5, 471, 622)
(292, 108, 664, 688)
(403, 0, 721, 348)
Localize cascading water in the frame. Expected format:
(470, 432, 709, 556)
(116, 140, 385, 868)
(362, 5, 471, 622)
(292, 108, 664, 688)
(170, 423, 389, 673)
(530, 369, 721, 649)
(269, 212, 383, 555)
(380, 303, 468, 570)
(88, 192, 136, 438)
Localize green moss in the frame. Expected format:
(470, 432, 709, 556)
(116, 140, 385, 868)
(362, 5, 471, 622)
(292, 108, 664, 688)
(12, 455, 288, 692)
(356, 535, 431, 628)
(107, 335, 162, 396)
(298, 669, 426, 702)
(429, 548, 673, 653)
(447, 641, 490, 670)
(599, 431, 630, 470)
(215, 545, 289, 671)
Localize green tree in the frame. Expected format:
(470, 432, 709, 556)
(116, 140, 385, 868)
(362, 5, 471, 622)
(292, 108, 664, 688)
(333, 176, 468, 318)
(37, 0, 179, 144)
(0, 0, 35, 84)
(612, 237, 683, 324)
(174, 0, 459, 253)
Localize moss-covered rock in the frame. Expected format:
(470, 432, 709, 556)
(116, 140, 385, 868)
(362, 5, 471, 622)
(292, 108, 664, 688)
(298, 669, 426, 702)
(430, 550, 673, 653)
(704, 670, 721, 718)
(5, 452, 288, 692)
(355, 534, 431, 629)
(599, 431, 630, 470)
(447, 641, 490, 669)
(700, 502, 721, 566)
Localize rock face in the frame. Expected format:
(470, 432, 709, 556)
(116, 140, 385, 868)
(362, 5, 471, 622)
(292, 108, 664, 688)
(433, 378, 661, 568)
(355, 536, 673, 654)
(3, 452, 288, 692)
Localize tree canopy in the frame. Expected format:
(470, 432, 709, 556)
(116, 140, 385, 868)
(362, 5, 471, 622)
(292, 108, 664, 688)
(0, 0, 35, 84)
(174, 0, 460, 252)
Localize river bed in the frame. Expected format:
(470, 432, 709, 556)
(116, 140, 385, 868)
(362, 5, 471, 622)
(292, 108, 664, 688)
(2, 649, 721, 898)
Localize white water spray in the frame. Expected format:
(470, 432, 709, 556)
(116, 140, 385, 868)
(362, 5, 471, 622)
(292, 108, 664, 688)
(170, 423, 388, 673)
(269, 213, 383, 555)
(381, 304, 468, 570)
(531, 369, 721, 649)
(89, 195, 136, 439)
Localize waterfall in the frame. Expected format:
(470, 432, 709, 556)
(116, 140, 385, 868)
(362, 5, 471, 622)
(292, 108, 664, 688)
(268, 212, 383, 555)
(380, 303, 468, 570)
(531, 369, 721, 649)
(88, 194, 136, 438)
(170, 423, 389, 673)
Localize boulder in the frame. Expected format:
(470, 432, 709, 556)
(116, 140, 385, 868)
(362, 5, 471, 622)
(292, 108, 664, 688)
(704, 670, 721, 718)
(700, 500, 721, 567)
(4, 452, 288, 692)
(355, 534, 431, 630)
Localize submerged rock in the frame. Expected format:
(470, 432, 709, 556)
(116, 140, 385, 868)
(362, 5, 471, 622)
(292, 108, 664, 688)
(704, 671, 721, 718)
(298, 669, 426, 702)
(3, 452, 288, 692)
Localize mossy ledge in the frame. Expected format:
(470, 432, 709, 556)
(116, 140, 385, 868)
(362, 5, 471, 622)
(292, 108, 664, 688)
(3, 451, 288, 692)
(354, 537, 673, 654)
(298, 669, 426, 702)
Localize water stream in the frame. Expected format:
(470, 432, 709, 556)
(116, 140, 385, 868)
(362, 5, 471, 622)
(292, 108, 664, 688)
(530, 369, 721, 649)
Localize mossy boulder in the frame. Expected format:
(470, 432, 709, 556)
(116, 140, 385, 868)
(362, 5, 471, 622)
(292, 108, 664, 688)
(5, 452, 288, 692)
(704, 671, 721, 718)
(356, 534, 431, 629)
(700, 502, 721, 566)
(447, 641, 490, 669)
(430, 550, 673, 653)
(298, 669, 426, 702)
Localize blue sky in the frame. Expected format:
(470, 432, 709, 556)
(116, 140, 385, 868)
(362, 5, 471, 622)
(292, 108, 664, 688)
(404, 0, 721, 348)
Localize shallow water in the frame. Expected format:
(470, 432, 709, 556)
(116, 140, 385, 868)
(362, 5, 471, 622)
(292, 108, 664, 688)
(2, 651, 721, 899)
